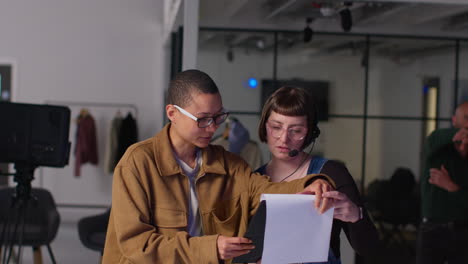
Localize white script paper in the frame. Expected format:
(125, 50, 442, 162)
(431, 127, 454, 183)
(260, 194, 334, 264)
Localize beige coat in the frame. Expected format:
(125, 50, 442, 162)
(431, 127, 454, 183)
(102, 124, 333, 264)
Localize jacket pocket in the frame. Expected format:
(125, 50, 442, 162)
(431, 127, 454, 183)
(154, 207, 187, 228)
(211, 197, 242, 237)
(118, 255, 130, 264)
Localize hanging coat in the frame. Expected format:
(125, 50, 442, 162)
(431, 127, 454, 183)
(104, 115, 123, 174)
(74, 113, 98, 176)
(116, 113, 138, 165)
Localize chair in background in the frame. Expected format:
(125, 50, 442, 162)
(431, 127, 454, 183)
(366, 167, 420, 254)
(0, 187, 60, 264)
(78, 208, 110, 256)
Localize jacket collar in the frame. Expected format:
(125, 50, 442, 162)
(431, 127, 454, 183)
(154, 124, 227, 177)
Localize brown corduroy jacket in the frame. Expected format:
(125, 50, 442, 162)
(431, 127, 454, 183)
(102, 124, 333, 264)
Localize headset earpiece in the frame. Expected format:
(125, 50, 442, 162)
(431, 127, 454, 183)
(311, 102, 320, 140)
(310, 126, 320, 140)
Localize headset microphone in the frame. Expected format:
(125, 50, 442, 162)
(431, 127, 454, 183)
(288, 149, 299, 157)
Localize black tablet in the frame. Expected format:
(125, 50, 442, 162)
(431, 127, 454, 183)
(232, 200, 266, 263)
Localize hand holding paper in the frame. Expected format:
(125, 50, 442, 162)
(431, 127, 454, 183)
(322, 191, 360, 223)
(298, 177, 335, 214)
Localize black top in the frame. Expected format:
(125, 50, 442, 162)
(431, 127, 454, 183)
(321, 160, 380, 258)
(256, 159, 381, 258)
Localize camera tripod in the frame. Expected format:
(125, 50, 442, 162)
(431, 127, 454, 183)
(0, 163, 57, 264)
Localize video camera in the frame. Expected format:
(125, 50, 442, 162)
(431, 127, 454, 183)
(0, 102, 71, 264)
(0, 102, 71, 167)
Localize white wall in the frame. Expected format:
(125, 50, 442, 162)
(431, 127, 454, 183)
(1, 0, 167, 206)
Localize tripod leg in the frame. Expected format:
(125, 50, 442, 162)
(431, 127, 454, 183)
(46, 244, 56, 264)
(5, 199, 27, 264)
(10, 247, 18, 264)
(0, 199, 14, 264)
(5, 208, 21, 264)
(16, 204, 27, 264)
(33, 246, 43, 264)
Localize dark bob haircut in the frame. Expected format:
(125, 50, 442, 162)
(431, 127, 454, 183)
(258, 86, 319, 149)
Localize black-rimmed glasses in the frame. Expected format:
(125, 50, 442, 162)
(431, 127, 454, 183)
(173, 105, 229, 128)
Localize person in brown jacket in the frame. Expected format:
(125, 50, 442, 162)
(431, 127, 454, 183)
(102, 69, 335, 264)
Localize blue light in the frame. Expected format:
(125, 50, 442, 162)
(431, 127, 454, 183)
(423, 85, 429, 94)
(248, 78, 258, 89)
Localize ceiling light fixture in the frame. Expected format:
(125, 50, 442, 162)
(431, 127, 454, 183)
(320, 6, 335, 17)
(256, 39, 265, 50)
(303, 17, 313, 43)
(340, 2, 353, 32)
(227, 47, 234, 62)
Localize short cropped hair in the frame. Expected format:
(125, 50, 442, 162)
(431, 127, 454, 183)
(258, 86, 318, 149)
(167, 69, 219, 107)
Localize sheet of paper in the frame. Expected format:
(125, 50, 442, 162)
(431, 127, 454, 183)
(260, 194, 334, 264)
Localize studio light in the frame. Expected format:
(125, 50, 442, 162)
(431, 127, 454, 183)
(227, 47, 234, 62)
(303, 17, 313, 43)
(340, 7, 352, 32)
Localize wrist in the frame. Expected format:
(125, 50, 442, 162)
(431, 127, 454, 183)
(447, 182, 460, 192)
(352, 206, 363, 223)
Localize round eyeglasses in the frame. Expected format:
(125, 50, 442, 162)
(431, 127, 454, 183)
(266, 122, 307, 141)
(173, 105, 229, 128)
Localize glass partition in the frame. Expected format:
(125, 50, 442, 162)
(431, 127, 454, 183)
(368, 37, 456, 118)
(196, 28, 463, 187)
(197, 30, 275, 164)
(277, 33, 366, 116)
(365, 119, 423, 186)
(198, 30, 274, 113)
(195, 28, 465, 263)
(275, 33, 366, 185)
(318, 118, 364, 185)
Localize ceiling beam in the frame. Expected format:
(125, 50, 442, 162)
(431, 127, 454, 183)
(264, 0, 298, 20)
(229, 33, 254, 47)
(199, 32, 216, 45)
(352, 0, 468, 4)
(355, 3, 412, 26)
(224, 0, 250, 19)
(409, 5, 468, 24)
(443, 12, 468, 30)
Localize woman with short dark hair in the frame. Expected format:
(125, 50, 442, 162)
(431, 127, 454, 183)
(256, 86, 380, 264)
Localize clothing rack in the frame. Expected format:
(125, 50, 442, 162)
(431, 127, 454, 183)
(44, 100, 138, 117)
(39, 100, 139, 210)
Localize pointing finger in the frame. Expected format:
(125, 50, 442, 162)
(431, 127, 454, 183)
(315, 187, 323, 210)
(322, 191, 344, 200)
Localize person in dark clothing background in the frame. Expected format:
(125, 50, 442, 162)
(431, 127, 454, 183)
(416, 101, 468, 264)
